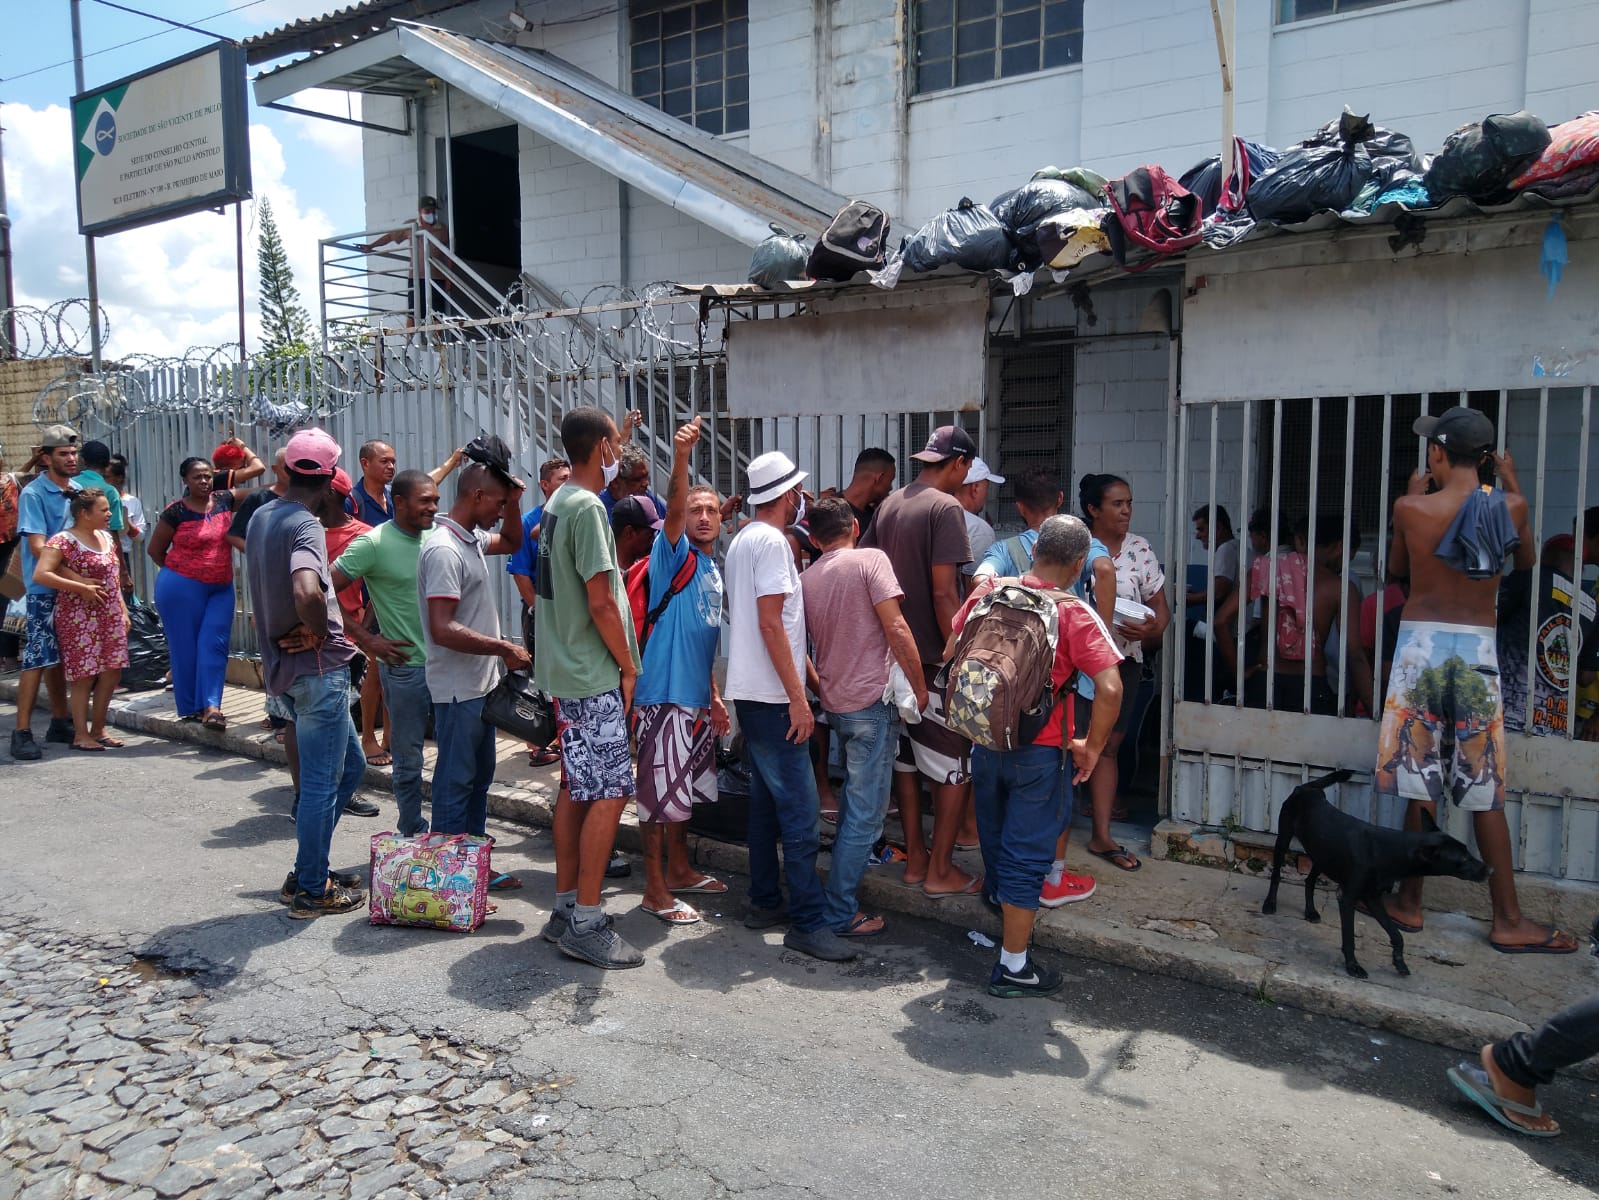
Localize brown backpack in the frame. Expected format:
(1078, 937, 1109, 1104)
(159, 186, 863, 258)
(941, 580, 1071, 751)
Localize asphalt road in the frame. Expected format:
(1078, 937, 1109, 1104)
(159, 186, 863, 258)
(2, 719, 1595, 1199)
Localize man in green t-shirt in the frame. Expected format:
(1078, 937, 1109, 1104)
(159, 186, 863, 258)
(332, 469, 439, 836)
(535, 406, 643, 970)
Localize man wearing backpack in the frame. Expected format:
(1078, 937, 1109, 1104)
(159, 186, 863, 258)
(610, 494, 661, 572)
(631, 417, 730, 926)
(950, 515, 1123, 998)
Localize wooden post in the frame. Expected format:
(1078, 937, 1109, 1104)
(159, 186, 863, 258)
(1211, 0, 1237, 198)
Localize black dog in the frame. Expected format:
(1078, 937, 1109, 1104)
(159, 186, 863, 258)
(1261, 770, 1490, 979)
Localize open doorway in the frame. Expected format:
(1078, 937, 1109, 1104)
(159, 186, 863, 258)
(436, 124, 521, 312)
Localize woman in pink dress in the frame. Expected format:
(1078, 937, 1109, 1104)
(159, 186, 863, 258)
(33, 487, 130, 751)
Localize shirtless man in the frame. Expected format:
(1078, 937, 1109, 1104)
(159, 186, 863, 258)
(1380, 407, 1576, 954)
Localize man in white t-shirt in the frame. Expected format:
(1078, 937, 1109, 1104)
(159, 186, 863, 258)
(724, 452, 857, 964)
(958, 456, 1004, 577)
(1186, 505, 1240, 701)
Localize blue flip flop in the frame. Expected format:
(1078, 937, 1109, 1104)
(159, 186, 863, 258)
(1446, 1063, 1561, 1137)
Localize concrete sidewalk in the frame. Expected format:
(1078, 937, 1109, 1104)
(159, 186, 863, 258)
(5, 675, 1595, 1073)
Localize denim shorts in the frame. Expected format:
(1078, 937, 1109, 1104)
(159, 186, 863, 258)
(555, 689, 636, 803)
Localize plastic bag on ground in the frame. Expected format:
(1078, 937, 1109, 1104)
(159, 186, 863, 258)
(1425, 112, 1550, 202)
(1247, 109, 1421, 224)
(900, 199, 1014, 274)
(1509, 111, 1599, 190)
(747, 224, 810, 288)
(1179, 139, 1280, 215)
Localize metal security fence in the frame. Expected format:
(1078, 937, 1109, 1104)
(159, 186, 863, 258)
(1168, 388, 1599, 881)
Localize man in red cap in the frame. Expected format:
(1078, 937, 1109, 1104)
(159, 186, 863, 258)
(1379, 407, 1575, 955)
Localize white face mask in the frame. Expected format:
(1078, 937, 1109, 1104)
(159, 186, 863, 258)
(792, 489, 806, 526)
(600, 442, 621, 489)
(420, 211, 437, 225)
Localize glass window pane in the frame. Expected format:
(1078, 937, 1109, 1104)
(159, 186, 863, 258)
(697, 108, 724, 135)
(726, 0, 747, 16)
(630, 12, 659, 41)
(725, 74, 748, 104)
(695, 0, 721, 28)
(957, 19, 997, 53)
(1043, 0, 1083, 34)
(917, 0, 954, 29)
(1002, 9, 1040, 44)
(663, 32, 693, 63)
(1002, 0, 1039, 10)
(1289, 0, 1336, 17)
(632, 40, 660, 70)
(663, 60, 692, 90)
(726, 15, 748, 47)
(696, 80, 723, 110)
(916, 59, 953, 93)
(662, 6, 693, 37)
(696, 52, 723, 83)
(725, 102, 748, 132)
(662, 89, 692, 118)
(726, 45, 748, 75)
(955, 52, 995, 85)
(963, 0, 996, 17)
(918, 27, 953, 61)
(1041, 32, 1081, 67)
(1000, 42, 1039, 76)
(696, 24, 723, 54)
(632, 67, 661, 96)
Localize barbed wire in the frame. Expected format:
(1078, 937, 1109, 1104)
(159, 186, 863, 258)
(1, 302, 112, 359)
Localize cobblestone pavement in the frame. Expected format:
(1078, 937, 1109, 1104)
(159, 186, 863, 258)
(0, 921, 686, 1200)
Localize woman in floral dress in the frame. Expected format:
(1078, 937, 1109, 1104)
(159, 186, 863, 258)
(32, 487, 129, 751)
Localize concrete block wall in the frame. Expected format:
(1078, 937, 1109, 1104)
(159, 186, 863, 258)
(747, 1, 822, 180)
(823, 0, 904, 211)
(623, 189, 750, 285)
(1526, 0, 1599, 120)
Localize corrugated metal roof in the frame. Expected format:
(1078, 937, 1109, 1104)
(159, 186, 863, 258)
(242, 0, 474, 65)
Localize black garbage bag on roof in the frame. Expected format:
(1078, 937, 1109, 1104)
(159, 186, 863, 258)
(1248, 109, 1422, 224)
(990, 178, 1099, 232)
(1179, 139, 1281, 216)
(1424, 112, 1551, 203)
(122, 596, 170, 692)
(900, 198, 1015, 273)
(747, 224, 810, 288)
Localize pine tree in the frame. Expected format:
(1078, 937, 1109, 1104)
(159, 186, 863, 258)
(255, 196, 315, 359)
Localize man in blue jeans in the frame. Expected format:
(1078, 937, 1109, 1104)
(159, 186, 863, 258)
(333, 469, 443, 837)
(417, 452, 528, 841)
(724, 453, 857, 963)
(245, 428, 368, 919)
(801, 497, 927, 938)
(950, 515, 1123, 996)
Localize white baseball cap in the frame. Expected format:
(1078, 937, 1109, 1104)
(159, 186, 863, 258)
(965, 456, 1005, 485)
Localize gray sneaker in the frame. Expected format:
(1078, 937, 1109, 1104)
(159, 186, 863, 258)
(743, 904, 789, 930)
(539, 908, 570, 944)
(9, 729, 41, 761)
(783, 927, 860, 963)
(558, 917, 645, 970)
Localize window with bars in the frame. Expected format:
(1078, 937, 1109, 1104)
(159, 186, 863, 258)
(912, 0, 1084, 96)
(1277, 0, 1411, 23)
(630, 0, 749, 135)
(990, 341, 1073, 518)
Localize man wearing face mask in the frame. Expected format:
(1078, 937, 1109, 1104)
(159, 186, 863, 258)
(361, 196, 452, 328)
(724, 452, 858, 963)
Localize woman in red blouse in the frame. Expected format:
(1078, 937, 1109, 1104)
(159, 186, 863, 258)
(147, 456, 238, 729)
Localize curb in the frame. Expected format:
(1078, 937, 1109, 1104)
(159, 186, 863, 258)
(10, 681, 1592, 1076)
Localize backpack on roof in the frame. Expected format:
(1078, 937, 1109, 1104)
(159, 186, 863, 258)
(1102, 165, 1203, 270)
(806, 201, 891, 281)
(625, 552, 700, 653)
(940, 580, 1074, 752)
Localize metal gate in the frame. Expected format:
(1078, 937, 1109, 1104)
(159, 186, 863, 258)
(1168, 387, 1599, 881)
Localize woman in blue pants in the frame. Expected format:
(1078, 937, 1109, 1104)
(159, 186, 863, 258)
(147, 457, 240, 729)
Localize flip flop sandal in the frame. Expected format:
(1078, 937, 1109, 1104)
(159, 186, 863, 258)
(820, 810, 840, 825)
(202, 710, 228, 731)
(70, 743, 106, 753)
(1088, 845, 1142, 872)
(922, 875, 983, 900)
(96, 736, 125, 748)
(365, 752, 393, 766)
(643, 899, 701, 925)
(487, 874, 523, 891)
(1355, 899, 1422, 933)
(1447, 1064, 1561, 1137)
(838, 912, 884, 937)
(1490, 930, 1577, 955)
(528, 747, 561, 767)
(670, 875, 728, 895)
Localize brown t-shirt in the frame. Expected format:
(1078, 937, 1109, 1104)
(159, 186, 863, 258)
(801, 547, 904, 714)
(860, 480, 970, 663)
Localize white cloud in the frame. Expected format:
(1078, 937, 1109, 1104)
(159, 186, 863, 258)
(275, 87, 364, 161)
(6, 102, 335, 361)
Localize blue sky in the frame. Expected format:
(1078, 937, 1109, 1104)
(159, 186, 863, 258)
(2, 0, 365, 357)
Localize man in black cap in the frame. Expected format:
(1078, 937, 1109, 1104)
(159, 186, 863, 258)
(360, 196, 452, 328)
(1378, 406, 1576, 955)
(610, 494, 661, 572)
(860, 424, 979, 898)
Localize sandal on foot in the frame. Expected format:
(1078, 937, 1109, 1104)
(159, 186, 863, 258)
(1447, 1064, 1561, 1137)
(1088, 844, 1142, 872)
(201, 708, 228, 731)
(643, 898, 701, 925)
(669, 875, 728, 896)
(1490, 930, 1577, 955)
(528, 747, 560, 767)
(1355, 898, 1421, 933)
(488, 873, 524, 891)
(839, 912, 884, 937)
(96, 736, 125, 748)
(71, 742, 106, 753)
(922, 874, 982, 900)
(365, 751, 393, 767)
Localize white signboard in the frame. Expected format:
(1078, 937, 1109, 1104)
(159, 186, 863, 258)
(73, 43, 251, 236)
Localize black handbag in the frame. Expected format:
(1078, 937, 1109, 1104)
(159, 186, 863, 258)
(480, 671, 556, 747)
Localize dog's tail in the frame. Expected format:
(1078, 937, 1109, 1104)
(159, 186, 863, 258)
(1305, 769, 1354, 789)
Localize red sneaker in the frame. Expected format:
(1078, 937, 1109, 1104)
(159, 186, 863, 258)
(1039, 871, 1097, 908)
